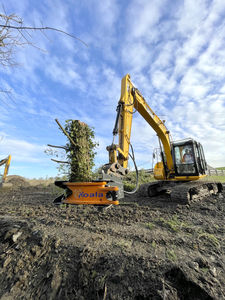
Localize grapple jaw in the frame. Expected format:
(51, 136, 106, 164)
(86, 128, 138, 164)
(53, 180, 121, 205)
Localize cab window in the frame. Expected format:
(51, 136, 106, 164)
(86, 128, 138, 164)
(174, 145, 196, 175)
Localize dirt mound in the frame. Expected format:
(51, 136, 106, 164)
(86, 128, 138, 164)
(0, 185, 224, 299)
(5, 175, 30, 188)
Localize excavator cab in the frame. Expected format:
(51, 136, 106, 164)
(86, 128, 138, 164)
(172, 139, 207, 177)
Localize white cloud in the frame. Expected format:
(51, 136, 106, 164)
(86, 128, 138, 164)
(127, 0, 166, 39)
(176, 0, 209, 34)
(151, 70, 176, 93)
(44, 56, 86, 90)
(152, 41, 179, 69)
(121, 42, 151, 73)
(0, 137, 46, 163)
(179, 70, 210, 99)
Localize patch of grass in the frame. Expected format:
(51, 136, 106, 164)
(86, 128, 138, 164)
(123, 182, 136, 192)
(163, 215, 180, 232)
(201, 267, 209, 274)
(205, 175, 225, 182)
(60, 204, 68, 209)
(145, 222, 155, 230)
(151, 240, 157, 249)
(197, 232, 220, 248)
(91, 270, 97, 279)
(157, 215, 191, 233)
(115, 239, 132, 250)
(26, 177, 56, 186)
(123, 169, 155, 191)
(166, 248, 177, 262)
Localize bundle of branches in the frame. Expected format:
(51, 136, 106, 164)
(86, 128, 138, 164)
(65, 120, 98, 182)
(47, 119, 98, 182)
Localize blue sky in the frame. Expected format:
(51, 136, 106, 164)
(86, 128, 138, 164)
(1, 0, 225, 178)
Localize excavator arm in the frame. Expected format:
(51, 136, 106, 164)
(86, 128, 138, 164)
(0, 155, 11, 185)
(106, 74, 174, 179)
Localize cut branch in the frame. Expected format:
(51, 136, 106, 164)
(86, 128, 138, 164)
(47, 144, 67, 150)
(51, 158, 69, 164)
(55, 119, 76, 147)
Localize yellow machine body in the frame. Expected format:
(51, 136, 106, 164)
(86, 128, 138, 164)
(106, 74, 207, 182)
(54, 181, 119, 205)
(154, 162, 165, 180)
(0, 155, 11, 185)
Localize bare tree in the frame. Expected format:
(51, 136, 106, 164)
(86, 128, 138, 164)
(0, 12, 87, 93)
(0, 13, 24, 67)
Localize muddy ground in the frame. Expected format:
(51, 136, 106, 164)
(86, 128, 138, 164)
(0, 176, 224, 300)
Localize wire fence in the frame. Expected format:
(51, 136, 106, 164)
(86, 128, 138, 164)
(207, 168, 225, 176)
(143, 168, 225, 176)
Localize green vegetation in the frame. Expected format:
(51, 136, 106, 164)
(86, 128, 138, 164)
(156, 215, 191, 233)
(65, 120, 98, 182)
(216, 167, 225, 170)
(206, 175, 225, 182)
(46, 120, 98, 181)
(197, 232, 220, 249)
(166, 247, 177, 262)
(151, 240, 157, 249)
(145, 222, 155, 230)
(123, 169, 155, 191)
(115, 239, 132, 250)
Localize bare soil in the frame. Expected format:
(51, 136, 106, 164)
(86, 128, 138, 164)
(0, 177, 224, 299)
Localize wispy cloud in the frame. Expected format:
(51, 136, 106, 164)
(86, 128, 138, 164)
(1, 0, 225, 179)
(1, 136, 45, 163)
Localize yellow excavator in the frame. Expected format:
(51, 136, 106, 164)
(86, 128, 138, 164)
(0, 155, 11, 187)
(54, 74, 222, 205)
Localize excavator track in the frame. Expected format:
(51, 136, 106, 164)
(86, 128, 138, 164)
(139, 181, 223, 204)
(170, 181, 223, 204)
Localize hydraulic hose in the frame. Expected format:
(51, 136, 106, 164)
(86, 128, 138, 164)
(124, 143, 139, 194)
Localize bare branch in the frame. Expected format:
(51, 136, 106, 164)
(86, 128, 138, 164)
(55, 119, 77, 147)
(51, 158, 69, 164)
(0, 12, 88, 72)
(47, 144, 67, 150)
(0, 24, 88, 47)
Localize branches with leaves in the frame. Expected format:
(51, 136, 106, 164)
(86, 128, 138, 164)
(46, 120, 98, 181)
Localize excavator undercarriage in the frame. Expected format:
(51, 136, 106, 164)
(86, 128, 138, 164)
(139, 180, 223, 204)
